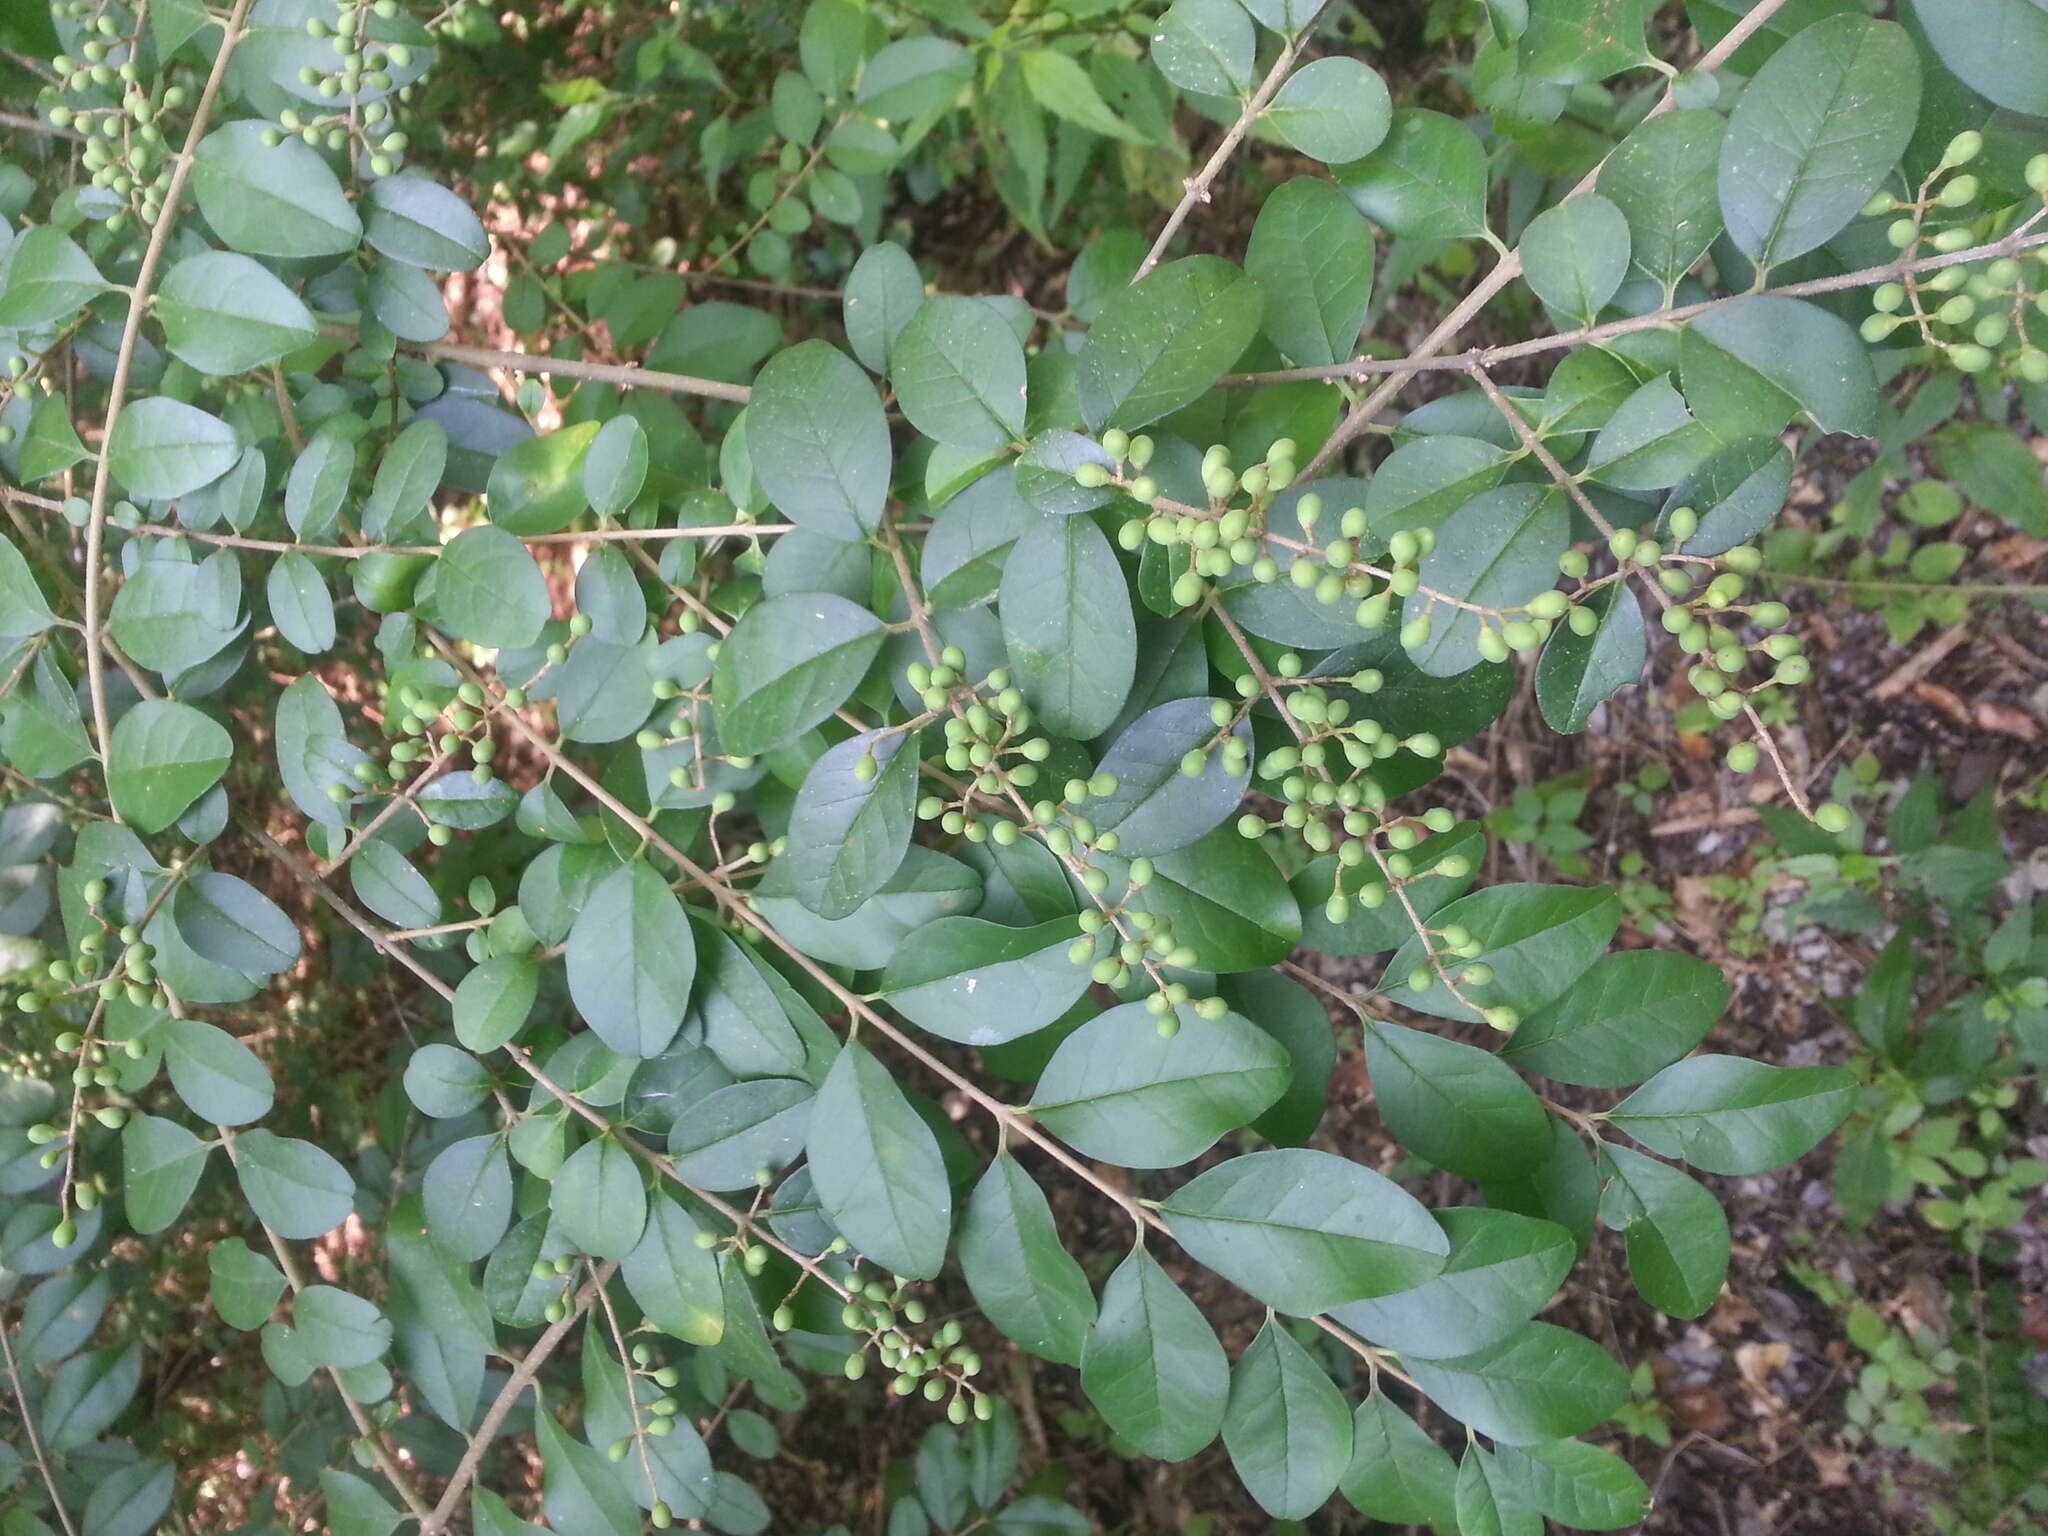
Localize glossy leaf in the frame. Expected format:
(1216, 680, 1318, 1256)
(1080, 1245, 1228, 1462)
(1504, 949, 1727, 1088)
(807, 1042, 951, 1279)
(1598, 1141, 1731, 1319)
(959, 1152, 1097, 1364)
(1031, 1001, 1290, 1167)
(711, 592, 885, 758)
(566, 859, 698, 1059)
(749, 340, 891, 539)
(1222, 1320, 1353, 1519)
(999, 515, 1136, 740)
(1076, 255, 1262, 432)
(1608, 1055, 1859, 1175)
(1717, 14, 1920, 265)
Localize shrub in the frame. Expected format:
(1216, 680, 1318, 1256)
(2, 0, 2046, 1530)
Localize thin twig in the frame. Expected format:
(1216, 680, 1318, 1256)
(417, 1266, 612, 1534)
(1135, 3, 1330, 279)
(1, 1315, 80, 1536)
(78, 0, 257, 781)
(1237, 228, 2048, 389)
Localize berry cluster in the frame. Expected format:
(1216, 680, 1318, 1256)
(1862, 134, 2048, 381)
(831, 1270, 992, 1425)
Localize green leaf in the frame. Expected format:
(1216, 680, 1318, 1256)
(209, 1237, 286, 1329)
(471, 1490, 544, 1536)
(1383, 883, 1619, 1023)
(1223, 1319, 1354, 1519)
(1660, 436, 1794, 555)
(363, 418, 448, 539)
(1504, 950, 1727, 1088)
(1338, 109, 1489, 240)
(669, 1077, 813, 1190)
(1076, 255, 1263, 432)
(351, 838, 441, 931)
(1607, 1055, 1858, 1175)
(293, 1285, 391, 1368)
(0, 536, 58, 638)
(486, 421, 599, 535)
(1681, 296, 1878, 437)
(856, 36, 969, 120)
(712, 609, 884, 770)
(363, 174, 490, 270)
(107, 397, 239, 501)
(1363, 1019, 1551, 1181)
(1150, 0, 1254, 97)
(1598, 1141, 1730, 1319)
(1518, 0, 1658, 80)
(1596, 110, 1726, 294)
(0, 226, 108, 326)
(121, 1112, 209, 1234)
(1533, 583, 1646, 734)
(843, 242, 926, 375)
(1456, 1443, 1542, 1536)
(1489, 1438, 1653, 1530)
(881, 916, 1091, 1045)
(283, 427, 356, 541)
(453, 954, 538, 1052)
(157, 250, 318, 374)
(191, 122, 363, 258)
(41, 1343, 141, 1451)
(622, 1195, 725, 1346)
(174, 871, 301, 975)
(80, 1459, 175, 1536)
(538, 1404, 644, 1536)
(16, 1273, 109, 1366)
(1585, 374, 1714, 490)
(320, 1471, 400, 1536)
(1717, 14, 1921, 266)
(1933, 422, 2048, 537)
(402, 1043, 491, 1118)
(1031, 1000, 1290, 1167)
(107, 700, 233, 833)
(550, 1136, 647, 1261)
(1221, 970, 1336, 1146)
(1331, 1207, 1574, 1358)
(1244, 178, 1375, 368)
(1088, 697, 1252, 857)
(749, 340, 891, 540)
(684, 920, 809, 1079)
(1080, 1245, 1229, 1461)
(754, 845, 982, 969)
(233, 1128, 355, 1240)
(1162, 1148, 1449, 1313)
(421, 1134, 514, 1262)
(582, 415, 648, 518)
(787, 730, 920, 920)
(806, 1041, 951, 1279)
(891, 295, 1028, 453)
(1112, 826, 1302, 972)
(1263, 58, 1391, 163)
(1020, 48, 1145, 141)
(429, 524, 551, 650)
(958, 1152, 1096, 1365)
(999, 515, 1135, 740)
(1402, 484, 1569, 677)
(266, 551, 335, 654)
(1520, 193, 1630, 324)
(1910, 0, 2048, 116)
(1340, 1393, 1458, 1526)
(567, 859, 698, 1058)
(108, 555, 239, 673)
(1406, 1322, 1628, 1444)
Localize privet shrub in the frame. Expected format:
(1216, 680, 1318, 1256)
(3, 0, 2047, 1530)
